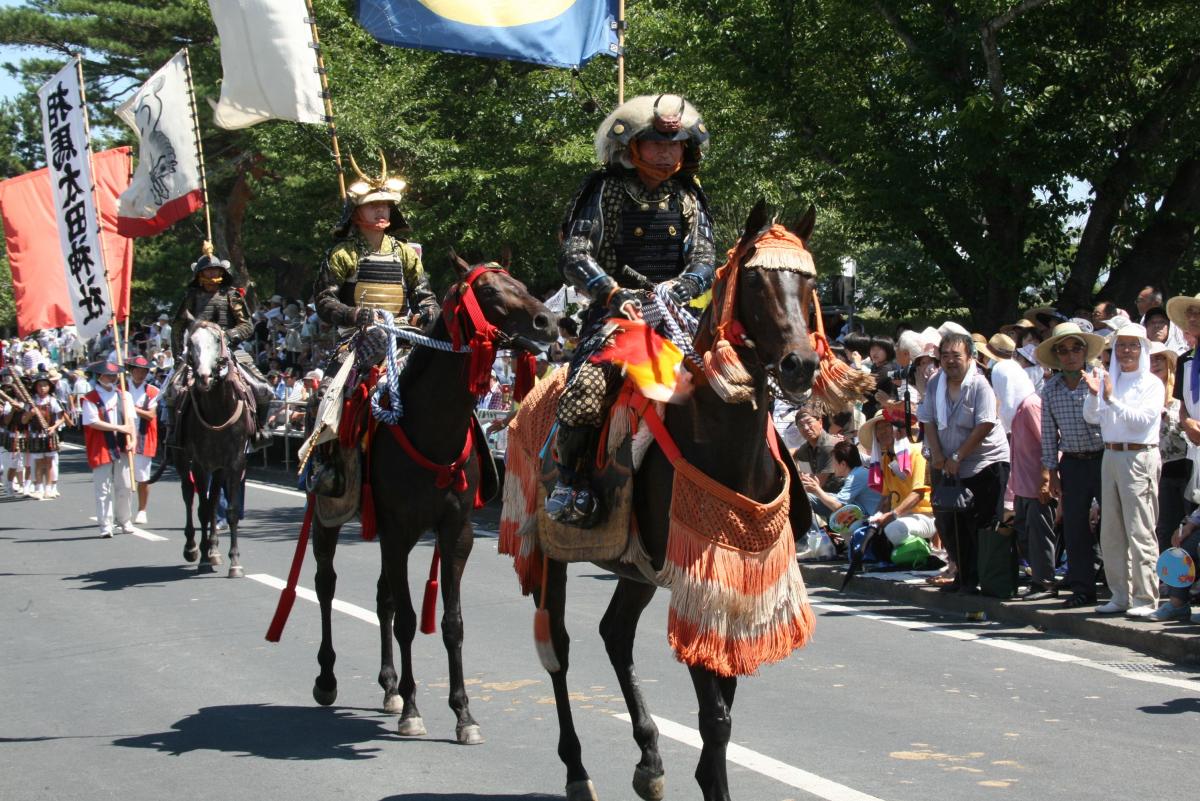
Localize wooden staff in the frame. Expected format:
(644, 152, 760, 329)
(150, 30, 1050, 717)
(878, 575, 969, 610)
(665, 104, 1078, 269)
(617, 0, 626, 104)
(75, 56, 138, 487)
(181, 47, 215, 248)
(7, 378, 47, 432)
(303, 0, 346, 199)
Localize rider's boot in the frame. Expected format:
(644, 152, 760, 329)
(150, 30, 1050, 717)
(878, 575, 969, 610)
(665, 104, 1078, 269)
(250, 396, 273, 451)
(545, 423, 602, 528)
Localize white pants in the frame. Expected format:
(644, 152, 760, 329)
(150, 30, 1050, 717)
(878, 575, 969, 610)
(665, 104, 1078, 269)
(92, 460, 133, 535)
(884, 513, 937, 545)
(134, 454, 153, 483)
(1100, 448, 1160, 608)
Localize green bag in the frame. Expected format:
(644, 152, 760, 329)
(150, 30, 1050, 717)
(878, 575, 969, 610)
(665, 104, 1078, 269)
(977, 523, 1018, 598)
(889, 535, 932, 568)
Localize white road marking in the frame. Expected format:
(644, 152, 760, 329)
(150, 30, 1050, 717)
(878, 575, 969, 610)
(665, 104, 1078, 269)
(86, 516, 169, 542)
(616, 713, 887, 801)
(811, 600, 1200, 693)
(245, 480, 307, 499)
(248, 573, 378, 625)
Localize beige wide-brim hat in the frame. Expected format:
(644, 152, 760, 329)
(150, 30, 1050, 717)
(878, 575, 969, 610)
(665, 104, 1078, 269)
(858, 411, 916, 454)
(1035, 322, 1106, 371)
(978, 332, 1015, 362)
(1148, 340, 1178, 366)
(1166, 293, 1200, 329)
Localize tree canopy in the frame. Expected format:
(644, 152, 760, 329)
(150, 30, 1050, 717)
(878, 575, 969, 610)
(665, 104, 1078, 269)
(1, 0, 1198, 331)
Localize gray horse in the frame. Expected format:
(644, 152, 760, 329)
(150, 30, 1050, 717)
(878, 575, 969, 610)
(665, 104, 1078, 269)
(175, 319, 253, 578)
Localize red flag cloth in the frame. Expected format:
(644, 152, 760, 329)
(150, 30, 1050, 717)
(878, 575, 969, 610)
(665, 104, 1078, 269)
(0, 147, 133, 335)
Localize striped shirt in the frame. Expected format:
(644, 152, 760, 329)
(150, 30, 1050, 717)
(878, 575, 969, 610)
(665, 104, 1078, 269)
(1040, 372, 1104, 469)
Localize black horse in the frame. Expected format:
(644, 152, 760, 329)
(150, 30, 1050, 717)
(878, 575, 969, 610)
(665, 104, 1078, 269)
(175, 319, 254, 578)
(310, 256, 557, 745)
(517, 203, 830, 801)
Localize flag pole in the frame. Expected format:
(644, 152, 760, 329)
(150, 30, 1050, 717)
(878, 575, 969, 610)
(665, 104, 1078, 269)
(75, 55, 138, 489)
(617, 0, 626, 104)
(303, 0, 346, 200)
(181, 47, 215, 249)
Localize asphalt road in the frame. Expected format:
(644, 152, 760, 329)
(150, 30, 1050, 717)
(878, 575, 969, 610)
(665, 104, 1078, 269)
(4, 446, 1200, 801)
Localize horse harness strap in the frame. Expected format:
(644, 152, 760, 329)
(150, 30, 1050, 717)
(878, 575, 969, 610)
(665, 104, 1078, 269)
(377, 417, 474, 493)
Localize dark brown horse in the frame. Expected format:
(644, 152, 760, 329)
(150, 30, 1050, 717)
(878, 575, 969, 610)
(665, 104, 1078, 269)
(310, 256, 556, 744)
(177, 319, 254, 578)
(524, 202, 827, 801)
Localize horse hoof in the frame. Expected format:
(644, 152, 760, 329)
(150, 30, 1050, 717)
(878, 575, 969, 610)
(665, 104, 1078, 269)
(312, 684, 337, 706)
(633, 767, 665, 801)
(397, 716, 427, 737)
(207, 552, 223, 567)
(382, 695, 404, 715)
(227, 565, 244, 579)
(565, 779, 599, 801)
(198, 562, 216, 574)
(456, 724, 484, 746)
(183, 545, 199, 563)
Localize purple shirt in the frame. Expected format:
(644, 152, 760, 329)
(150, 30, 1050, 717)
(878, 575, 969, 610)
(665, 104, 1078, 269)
(1009, 394, 1044, 499)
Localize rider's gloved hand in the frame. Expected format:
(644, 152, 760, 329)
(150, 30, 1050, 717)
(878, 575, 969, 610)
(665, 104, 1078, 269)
(607, 288, 642, 321)
(668, 274, 702, 306)
(354, 306, 375, 328)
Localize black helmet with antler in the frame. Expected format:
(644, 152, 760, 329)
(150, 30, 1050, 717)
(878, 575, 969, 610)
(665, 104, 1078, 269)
(332, 150, 410, 238)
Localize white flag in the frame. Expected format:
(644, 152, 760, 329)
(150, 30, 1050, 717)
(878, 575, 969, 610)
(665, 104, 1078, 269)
(206, 0, 326, 129)
(116, 50, 204, 237)
(37, 59, 115, 341)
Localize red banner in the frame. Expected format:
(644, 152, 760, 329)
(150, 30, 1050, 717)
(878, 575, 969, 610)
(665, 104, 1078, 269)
(0, 146, 133, 336)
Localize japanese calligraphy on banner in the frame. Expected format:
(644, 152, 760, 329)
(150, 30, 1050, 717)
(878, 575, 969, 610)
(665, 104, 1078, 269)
(37, 59, 114, 340)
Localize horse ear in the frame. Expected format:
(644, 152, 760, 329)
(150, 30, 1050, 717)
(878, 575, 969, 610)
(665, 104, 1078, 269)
(499, 244, 513, 270)
(448, 248, 471, 278)
(791, 204, 816, 243)
(738, 199, 770, 249)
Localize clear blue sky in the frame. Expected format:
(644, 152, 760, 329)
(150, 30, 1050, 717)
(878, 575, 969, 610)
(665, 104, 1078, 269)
(0, 0, 56, 102)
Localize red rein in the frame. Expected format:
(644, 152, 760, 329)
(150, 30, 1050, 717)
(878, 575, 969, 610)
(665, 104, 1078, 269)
(442, 265, 536, 403)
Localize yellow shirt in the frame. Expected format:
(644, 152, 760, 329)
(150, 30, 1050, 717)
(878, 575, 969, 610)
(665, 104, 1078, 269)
(881, 446, 932, 516)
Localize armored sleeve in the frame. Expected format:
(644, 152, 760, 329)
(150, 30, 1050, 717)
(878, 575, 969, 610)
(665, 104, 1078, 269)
(678, 182, 717, 294)
(557, 173, 619, 303)
(170, 292, 191, 356)
(226, 290, 254, 345)
(315, 243, 359, 327)
(400, 245, 440, 326)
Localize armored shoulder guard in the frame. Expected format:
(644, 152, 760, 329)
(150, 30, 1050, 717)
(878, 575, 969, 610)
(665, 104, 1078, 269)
(557, 169, 618, 302)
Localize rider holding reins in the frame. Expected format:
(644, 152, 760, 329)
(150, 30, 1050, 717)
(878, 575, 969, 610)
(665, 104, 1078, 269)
(167, 250, 273, 450)
(547, 93, 717, 527)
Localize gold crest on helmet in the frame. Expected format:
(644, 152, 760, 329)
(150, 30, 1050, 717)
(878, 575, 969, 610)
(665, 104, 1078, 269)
(346, 149, 407, 206)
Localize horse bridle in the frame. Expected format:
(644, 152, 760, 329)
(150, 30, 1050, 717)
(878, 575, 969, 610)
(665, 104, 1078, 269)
(186, 322, 246, 431)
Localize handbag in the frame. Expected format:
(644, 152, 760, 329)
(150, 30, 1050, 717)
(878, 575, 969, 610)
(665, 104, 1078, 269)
(931, 474, 974, 513)
(978, 522, 1019, 598)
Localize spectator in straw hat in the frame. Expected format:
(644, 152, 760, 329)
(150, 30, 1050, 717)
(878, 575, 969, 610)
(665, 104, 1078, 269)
(1148, 341, 1192, 554)
(1167, 291, 1200, 448)
(1082, 323, 1162, 617)
(1036, 321, 1107, 608)
(859, 411, 936, 545)
(978, 332, 1015, 366)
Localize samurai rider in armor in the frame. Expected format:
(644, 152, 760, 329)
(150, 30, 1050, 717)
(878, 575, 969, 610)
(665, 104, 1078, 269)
(167, 250, 274, 449)
(307, 152, 439, 495)
(547, 94, 717, 527)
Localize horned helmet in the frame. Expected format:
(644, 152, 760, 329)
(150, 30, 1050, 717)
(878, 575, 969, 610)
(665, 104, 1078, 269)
(333, 150, 410, 238)
(189, 241, 234, 290)
(594, 94, 709, 175)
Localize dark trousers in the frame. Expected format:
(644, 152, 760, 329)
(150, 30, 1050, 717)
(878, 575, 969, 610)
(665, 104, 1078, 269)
(1059, 455, 1103, 597)
(1157, 459, 1195, 553)
(934, 462, 1010, 591)
(1013, 495, 1058, 586)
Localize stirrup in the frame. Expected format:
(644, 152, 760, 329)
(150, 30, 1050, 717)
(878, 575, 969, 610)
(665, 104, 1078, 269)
(308, 462, 345, 497)
(545, 481, 576, 521)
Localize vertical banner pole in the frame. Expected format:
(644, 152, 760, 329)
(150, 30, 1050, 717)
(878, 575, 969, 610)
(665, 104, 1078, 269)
(75, 55, 138, 489)
(617, 0, 626, 104)
(181, 47, 214, 247)
(303, 0, 346, 199)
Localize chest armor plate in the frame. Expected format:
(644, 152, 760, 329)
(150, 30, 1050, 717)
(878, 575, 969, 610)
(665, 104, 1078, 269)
(191, 291, 234, 329)
(614, 195, 685, 287)
(338, 250, 408, 315)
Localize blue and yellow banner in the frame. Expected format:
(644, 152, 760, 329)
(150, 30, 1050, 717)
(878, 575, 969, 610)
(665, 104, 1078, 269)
(357, 0, 620, 69)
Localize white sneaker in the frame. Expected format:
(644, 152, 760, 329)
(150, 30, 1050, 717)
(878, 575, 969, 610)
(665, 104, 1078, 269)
(12, 482, 25, 496)
(100, 529, 113, 539)
(1126, 604, 1157, 618)
(27, 490, 43, 500)
(23, 483, 34, 496)
(120, 522, 136, 535)
(1095, 601, 1128, 614)
(47, 487, 59, 498)
(134, 510, 148, 525)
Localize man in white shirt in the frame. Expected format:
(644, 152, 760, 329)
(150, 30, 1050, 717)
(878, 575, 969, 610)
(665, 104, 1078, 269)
(1082, 323, 1163, 618)
(126, 356, 160, 525)
(81, 362, 136, 538)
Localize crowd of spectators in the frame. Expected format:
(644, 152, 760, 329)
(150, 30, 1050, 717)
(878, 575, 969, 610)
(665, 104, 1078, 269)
(782, 285, 1200, 623)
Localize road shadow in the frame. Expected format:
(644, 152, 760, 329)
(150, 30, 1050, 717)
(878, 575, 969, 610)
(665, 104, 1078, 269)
(380, 795, 561, 801)
(114, 704, 395, 760)
(1138, 697, 1200, 715)
(66, 564, 199, 591)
